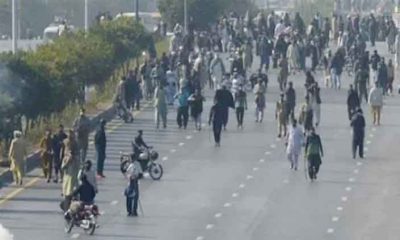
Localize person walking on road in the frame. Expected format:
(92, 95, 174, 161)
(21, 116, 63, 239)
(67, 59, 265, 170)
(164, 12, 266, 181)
(298, 95, 313, 134)
(39, 130, 53, 182)
(377, 58, 388, 94)
(8, 130, 27, 185)
(154, 85, 168, 129)
(285, 81, 296, 121)
(234, 84, 247, 129)
(387, 59, 395, 95)
(286, 119, 304, 170)
(304, 127, 324, 180)
(188, 89, 205, 131)
(275, 93, 287, 138)
(94, 119, 107, 178)
(278, 57, 289, 92)
(125, 157, 141, 217)
(174, 87, 191, 129)
(350, 108, 365, 159)
(368, 81, 383, 126)
(52, 124, 67, 183)
(209, 99, 225, 147)
(354, 67, 369, 104)
(347, 84, 360, 120)
(61, 130, 80, 211)
(214, 85, 234, 130)
(73, 108, 91, 163)
(255, 90, 266, 123)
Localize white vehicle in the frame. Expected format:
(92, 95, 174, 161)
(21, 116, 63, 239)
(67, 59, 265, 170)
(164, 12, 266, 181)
(115, 12, 161, 32)
(43, 23, 75, 43)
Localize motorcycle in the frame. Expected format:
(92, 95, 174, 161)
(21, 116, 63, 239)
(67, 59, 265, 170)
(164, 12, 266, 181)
(120, 146, 163, 180)
(64, 202, 99, 235)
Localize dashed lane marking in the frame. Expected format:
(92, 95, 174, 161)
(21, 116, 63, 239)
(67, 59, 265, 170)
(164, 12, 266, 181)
(110, 200, 118, 205)
(162, 156, 168, 161)
(246, 175, 254, 180)
(178, 142, 185, 147)
(170, 149, 176, 153)
(349, 178, 355, 182)
(336, 206, 344, 211)
(372, 128, 376, 132)
(270, 144, 277, 149)
(369, 134, 374, 138)
(232, 192, 239, 198)
(353, 169, 359, 174)
(356, 161, 363, 166)
(259, 159, 265, 163)
(196, 236, 204, 240)
(327, 228, 335, 234)
(345, 187, 352, 192)
(332, 216, 339, 222)
(253, 167, 259, 171)
(264, 151, 271, 155)
(366, 140, 371, 145)
(214, 213, 222, 218)
(341, 196, 348, 202)
(186, 135, 193, 140)
(239, 183, 246, 189)
(223, 202, 232, 208)
(71, 233, 80, 239)
(205, 224, 214, 230)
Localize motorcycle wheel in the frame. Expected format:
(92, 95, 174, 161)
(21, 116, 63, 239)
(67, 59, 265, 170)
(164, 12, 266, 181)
(64, 219, 73, 233)
(120, 159, 130, 174)
(149, 163, 163, 180)
(84, 216, 96, 235)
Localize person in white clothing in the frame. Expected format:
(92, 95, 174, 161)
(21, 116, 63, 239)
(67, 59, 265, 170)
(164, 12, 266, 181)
(286, 119, 304, 170)
(368, 81, 384, 125)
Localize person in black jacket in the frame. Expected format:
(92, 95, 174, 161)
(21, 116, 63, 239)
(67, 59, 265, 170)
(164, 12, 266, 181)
(350, 108, 365, 159)
(214, 85, 234, 130)
(52, 124, 67, 183)
(94, 119, 107, 178)
(209, 99, 225, 147)
(347, 84, 360, 120)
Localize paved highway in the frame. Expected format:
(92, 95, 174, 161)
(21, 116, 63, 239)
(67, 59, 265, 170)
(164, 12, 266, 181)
(0, 40, 43, 52)
(0, 42, 399, 240)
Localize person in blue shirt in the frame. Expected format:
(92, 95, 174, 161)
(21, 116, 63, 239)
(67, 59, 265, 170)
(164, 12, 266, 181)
(174, 87, 191, 129)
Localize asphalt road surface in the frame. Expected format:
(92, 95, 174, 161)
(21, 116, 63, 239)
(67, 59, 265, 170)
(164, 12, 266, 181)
(0, 40, 42, 52)
(0, 42, 400, 240)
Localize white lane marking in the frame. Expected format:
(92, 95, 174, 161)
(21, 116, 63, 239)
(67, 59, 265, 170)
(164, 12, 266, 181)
(178, 142, 185, 147)
(214, 213, 223, 218)
(357, 161, 363, 166)
(99, 210, 105, 215)
(353, 169, 359, 174)
(349, 178, 355, 182)
(205, 224, 214, 230)
(223, 202, 232, 208)
(327, 228, 335, 234)
(239, 183, 246, 189)
(332, 216, 340, 222)
(71, 233, 80, 239)
(369, 134, 374, 138)
(283, 179, 289, 184)
(253, 167, 259, 171)
(232, 192, 239, 198)
(337, 206, 344, 211)
(196, 236, 204, 240)
(364, 148, 368, 152)
(265, 151, 271, 155)
(170, 149, 176, 153)
(186, 135, 193, 140)
(162, 156, 168, 161)
(345, 187, 352, 192)
(259, 159, 265, 163)
(246, 175, 254, 180)
(276, 138, 281, 142)
(270, 144, 277, 149)
(341, 196, 348, 202)
(110, 200, 118, 206)
(372, 128, 376, 132)
(366, 140, 371, 145)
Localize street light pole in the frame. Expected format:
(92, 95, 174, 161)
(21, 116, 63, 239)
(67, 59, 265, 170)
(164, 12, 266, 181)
(135, 0, 139, 22)
(84, 0, 88, 31)
(12, 0, 17, 53)
(184, 0, 188, 35)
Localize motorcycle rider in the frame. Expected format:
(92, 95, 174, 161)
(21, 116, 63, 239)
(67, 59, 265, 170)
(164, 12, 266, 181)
(133, 130, 150, 162)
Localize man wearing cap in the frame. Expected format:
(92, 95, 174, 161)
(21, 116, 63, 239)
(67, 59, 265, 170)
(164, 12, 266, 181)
(94, 120, 107, 178)
(8, 130, 27, 185)
(350, 108, 366, 159)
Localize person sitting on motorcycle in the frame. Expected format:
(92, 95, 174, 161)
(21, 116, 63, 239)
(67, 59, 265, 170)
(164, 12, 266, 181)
(133, 130, 149, 159)
(65, 175, 96, 221)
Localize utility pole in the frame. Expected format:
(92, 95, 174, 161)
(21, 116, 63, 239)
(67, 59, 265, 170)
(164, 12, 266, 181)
(12, 0, 17, 53)
(135, 0, 140, 22)
(184, 0, 188, 35)
(84, 0, 88, 31)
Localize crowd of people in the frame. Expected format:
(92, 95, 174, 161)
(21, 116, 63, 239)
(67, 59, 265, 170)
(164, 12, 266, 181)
(5, 8, 399, 221)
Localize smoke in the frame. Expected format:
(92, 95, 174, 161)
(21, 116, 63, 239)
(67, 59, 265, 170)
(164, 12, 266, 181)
(0, 224, 14, 240)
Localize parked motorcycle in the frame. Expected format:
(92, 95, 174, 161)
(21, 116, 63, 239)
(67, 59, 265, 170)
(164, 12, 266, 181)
(120, 147, 163, 180)
(64, 202, 99, 235)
